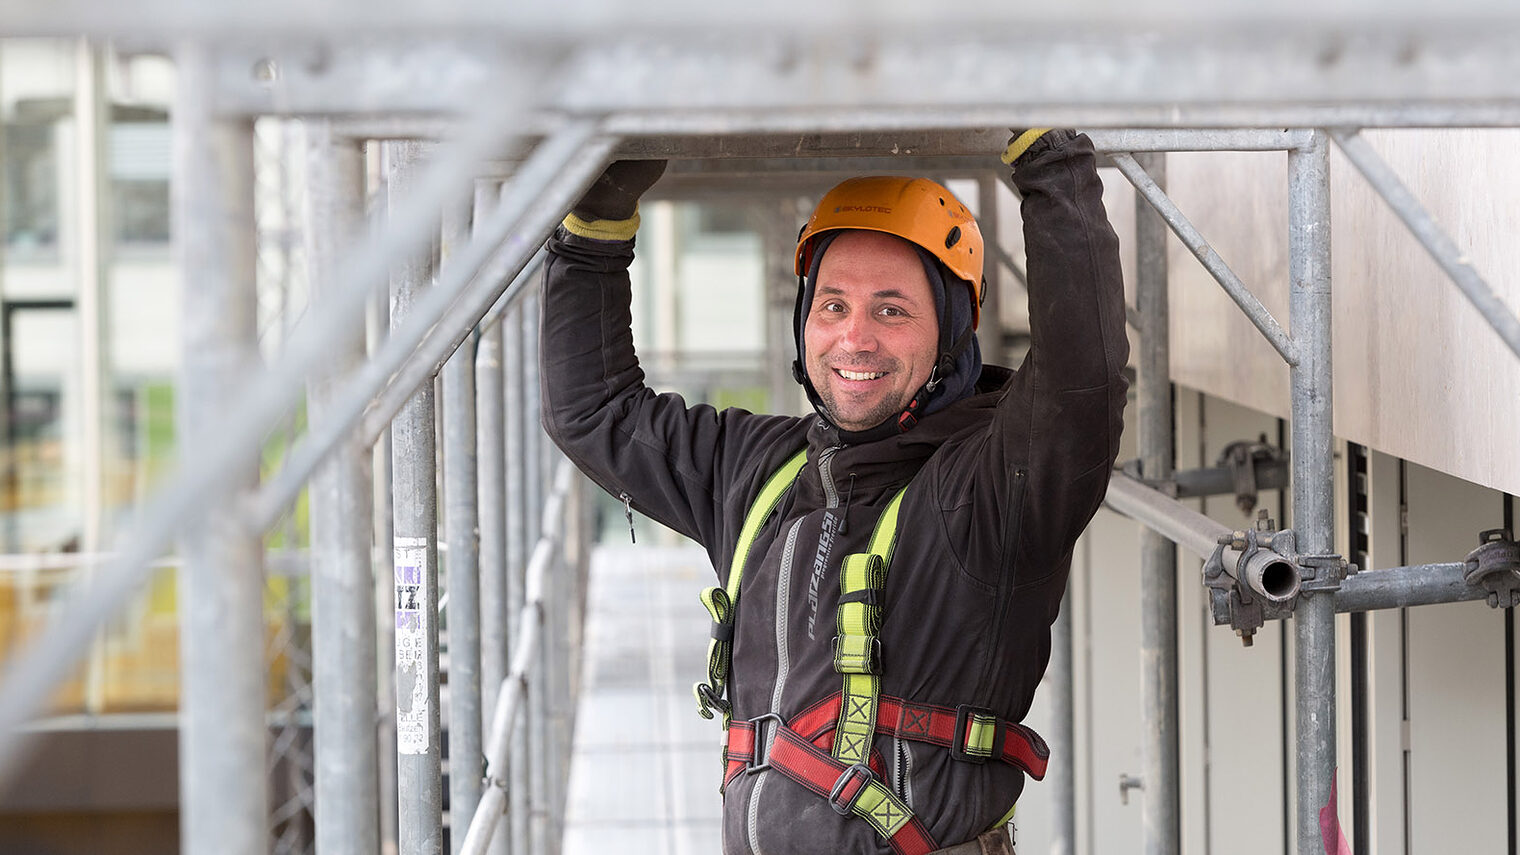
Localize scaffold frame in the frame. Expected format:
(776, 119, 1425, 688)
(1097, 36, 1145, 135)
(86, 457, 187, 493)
(2, 17, 1520, 855)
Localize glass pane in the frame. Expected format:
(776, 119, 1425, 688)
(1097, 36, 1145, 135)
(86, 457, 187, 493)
(4, 306, 79, 553)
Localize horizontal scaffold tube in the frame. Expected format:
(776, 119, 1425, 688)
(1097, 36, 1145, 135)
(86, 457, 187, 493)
(1104, 472, 1495, 615)
(1333, 563, 1484, 612)
(1104, 471, 1234, 560)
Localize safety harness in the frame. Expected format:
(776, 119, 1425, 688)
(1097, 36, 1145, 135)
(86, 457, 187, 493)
(693, 449, 1051, 855)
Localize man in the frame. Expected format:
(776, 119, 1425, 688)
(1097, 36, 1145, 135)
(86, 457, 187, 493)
(541, 129, 1128, 855)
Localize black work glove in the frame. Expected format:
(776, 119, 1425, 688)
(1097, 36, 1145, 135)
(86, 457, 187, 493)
(570, 159, 668, 223)
(1001, 128, 1078, 168)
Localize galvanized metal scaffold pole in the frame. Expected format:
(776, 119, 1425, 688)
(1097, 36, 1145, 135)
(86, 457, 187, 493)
(442, 199, 485, 854)
(1289, 130, 1337, 855)
(1135, 151, 1181, 855)
(521, 286, 553, 853)
(173, 41, 267, 855)
(387, 140, 445, 855)
(503, 271, 530, 855)
(473, 179, 512, 855)
(305, 121, 380, 855)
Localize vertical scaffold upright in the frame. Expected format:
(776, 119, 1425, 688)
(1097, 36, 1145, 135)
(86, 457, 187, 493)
(1288, 130, 1336, 855)
(305, 121, 380, 855)
(387, 140, 446, 855)
(173, 41, 267, 855)
(1134, 150, 1180, 855)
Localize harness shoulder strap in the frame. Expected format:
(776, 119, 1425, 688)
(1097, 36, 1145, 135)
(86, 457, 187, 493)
(831, 486, 907, 764)
(693, 446, 808, 722)
(727, 447, 809, 599)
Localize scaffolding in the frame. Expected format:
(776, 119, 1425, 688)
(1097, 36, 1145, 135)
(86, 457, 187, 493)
(2, 7, 1520, 855)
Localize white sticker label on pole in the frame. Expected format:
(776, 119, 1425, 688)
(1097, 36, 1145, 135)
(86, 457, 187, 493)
(394, 536, 430, 755)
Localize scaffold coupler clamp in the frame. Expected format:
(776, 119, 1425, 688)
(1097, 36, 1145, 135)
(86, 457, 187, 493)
(482, 772, 509, 797)
(1210, 510, 1343, 646)
(1217, 438, 1284, 514)
(1464, 529, 1520, 609)
(1295, 553, 1349, 594)
(1201, 538, 1237, 629)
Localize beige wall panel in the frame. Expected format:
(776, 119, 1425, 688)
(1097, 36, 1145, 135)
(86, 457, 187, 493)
(1331, 131, 1520, 499)
(1163, 135, 1520, 498)
(1164, 151, 1293, 417)
(1402, 462, 1507, 855)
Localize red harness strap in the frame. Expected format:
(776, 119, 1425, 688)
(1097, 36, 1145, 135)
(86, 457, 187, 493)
(722, 692, 1050, 855)
(726, 720, 940, 855)
(726, 716, 887, 791)
(783, 691, 1050, 780)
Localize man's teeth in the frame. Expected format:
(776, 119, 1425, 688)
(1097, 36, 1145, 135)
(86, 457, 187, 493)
(838, 369, 886, 381)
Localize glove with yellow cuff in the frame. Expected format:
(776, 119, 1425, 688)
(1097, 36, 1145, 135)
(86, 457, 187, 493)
(562, 159, 668, 242)
(1001, 128, 1078, 169)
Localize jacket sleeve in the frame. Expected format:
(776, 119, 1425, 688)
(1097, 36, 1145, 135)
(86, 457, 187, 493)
(538, 226, 799, 549)
(943, 131, 1129, 604)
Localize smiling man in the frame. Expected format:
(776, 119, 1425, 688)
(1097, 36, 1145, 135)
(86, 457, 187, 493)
(540, 130, 1129, 855)
(804, 229, 939, 433)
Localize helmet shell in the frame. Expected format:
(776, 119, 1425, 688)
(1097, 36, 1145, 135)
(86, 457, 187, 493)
(795, 176, 985, 328)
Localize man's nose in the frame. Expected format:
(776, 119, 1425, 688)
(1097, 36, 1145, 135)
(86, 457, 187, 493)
(836, 312, 877, 352)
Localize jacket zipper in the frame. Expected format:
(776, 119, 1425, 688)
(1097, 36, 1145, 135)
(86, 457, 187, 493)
(818, 446, 843, 508)
(747, 516, 804, 855)
(894, 737, 913, 805)
(618, 492, 636, 543)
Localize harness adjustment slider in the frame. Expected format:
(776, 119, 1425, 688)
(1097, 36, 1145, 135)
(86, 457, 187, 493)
(828, 762, 876, 816)
(951, 704, 1006, 764)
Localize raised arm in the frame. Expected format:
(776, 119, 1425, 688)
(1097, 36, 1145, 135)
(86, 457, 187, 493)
(937, 130, 1128, 601)
(539, 162, 800, 547)
(1007, 129, 1129, 580)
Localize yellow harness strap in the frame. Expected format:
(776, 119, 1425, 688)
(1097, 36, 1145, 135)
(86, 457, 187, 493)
(832, 486, 908, 765)
(694, 447, 808, 724)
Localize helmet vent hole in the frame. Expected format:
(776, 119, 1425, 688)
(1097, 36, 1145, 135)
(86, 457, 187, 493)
(938, 197, 946, 206)
(945, 226, 961, 249)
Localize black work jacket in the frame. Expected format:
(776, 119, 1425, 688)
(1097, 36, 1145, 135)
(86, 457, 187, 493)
(540, 132, 1129, 854)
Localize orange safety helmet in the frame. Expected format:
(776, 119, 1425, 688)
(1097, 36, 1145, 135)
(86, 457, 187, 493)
(794, 176, 985, 328)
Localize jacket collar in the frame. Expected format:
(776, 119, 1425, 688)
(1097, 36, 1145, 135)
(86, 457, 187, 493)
(796, 365, 1014, 502)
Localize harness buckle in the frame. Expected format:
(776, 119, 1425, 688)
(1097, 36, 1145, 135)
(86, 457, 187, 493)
(830, 635, 883, 674)
(951, 704, 1005, 764)
(746, 713, 783, 774)
(694, 682, 731, 721)
(827, 762, 875, 816)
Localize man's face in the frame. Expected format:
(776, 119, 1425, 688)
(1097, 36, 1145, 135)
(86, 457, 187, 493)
(804, 230, 939, 432)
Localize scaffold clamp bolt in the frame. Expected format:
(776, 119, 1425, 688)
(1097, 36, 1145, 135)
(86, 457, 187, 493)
(1464, 529, 1520, 609)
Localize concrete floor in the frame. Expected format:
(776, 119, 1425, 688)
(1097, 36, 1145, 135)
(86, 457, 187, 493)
(563, 544, 726, 855)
